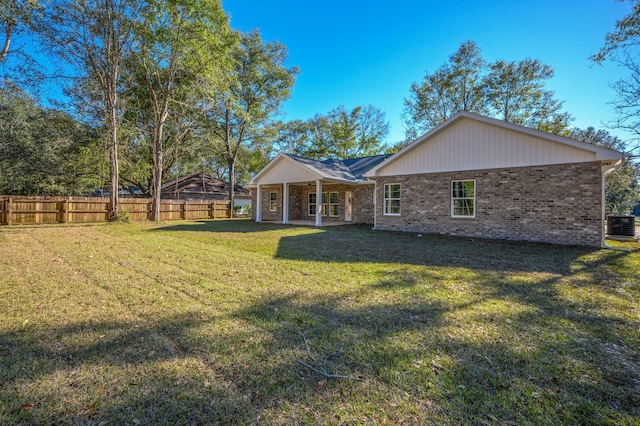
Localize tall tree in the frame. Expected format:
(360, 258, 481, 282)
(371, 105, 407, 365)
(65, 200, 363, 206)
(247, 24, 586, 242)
(203, 30, 297, 216)
(275, 105, 390, 160)
(593, 0, 640, 146)
(128, 0, 232, 220)
(0, 0, 37, 63)
(404, 41, 486, 139)
(484, 58, 572, 134)
(571, 127, 640, 214)
(404, 41, 572, 140)
(38, 0, 135, 220)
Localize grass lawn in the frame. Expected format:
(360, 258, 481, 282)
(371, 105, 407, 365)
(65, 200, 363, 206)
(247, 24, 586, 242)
(0, 219, 638, 425)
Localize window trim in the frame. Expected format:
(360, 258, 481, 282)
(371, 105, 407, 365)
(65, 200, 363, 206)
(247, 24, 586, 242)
(269, 191, 277, 212)
(383, 183, 401, 216)
(308, 192, 317, 216)
(451, 179, 476, 218)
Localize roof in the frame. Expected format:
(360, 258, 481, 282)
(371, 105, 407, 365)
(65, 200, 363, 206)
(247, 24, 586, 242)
(161, 173, 250, 196)
(248, 153, 391, 186)
(365, 111, 625, 177)
(286, 154, 391, 180)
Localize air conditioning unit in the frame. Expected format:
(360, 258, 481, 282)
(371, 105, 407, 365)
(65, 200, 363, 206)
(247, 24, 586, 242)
(607, 215, 636, 238)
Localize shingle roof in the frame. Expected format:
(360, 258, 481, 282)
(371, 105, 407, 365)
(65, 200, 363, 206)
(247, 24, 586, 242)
(284, 154, 390, 181)
(161, 173, 250, 195)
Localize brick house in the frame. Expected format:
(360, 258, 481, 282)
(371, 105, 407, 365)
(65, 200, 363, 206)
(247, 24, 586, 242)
(248, 112, 625, 247)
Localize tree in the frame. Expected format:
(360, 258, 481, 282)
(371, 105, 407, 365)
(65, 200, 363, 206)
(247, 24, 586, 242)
(404, 41, 486, 139)
(0, 82, 101, 195)
(0, 0, 37, 63)
(275, 105, 390, 160)
(571, 127, 640, 214)
(484, 58, 572, 134)
(404, 41, 572, 140)
(203, 30, 297, 216)
(37, 0, 136, 220)
(592, 0, 640, 147)
(127, 0, 233, 220)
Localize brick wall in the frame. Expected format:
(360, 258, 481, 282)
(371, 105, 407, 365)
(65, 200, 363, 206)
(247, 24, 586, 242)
(252, 185, 282, 222)
(299, 184, 375, 224)
(374, 162, 604, 247)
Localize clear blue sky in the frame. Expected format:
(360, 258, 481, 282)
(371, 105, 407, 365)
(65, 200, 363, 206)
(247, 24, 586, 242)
(224, 0, 633, 144)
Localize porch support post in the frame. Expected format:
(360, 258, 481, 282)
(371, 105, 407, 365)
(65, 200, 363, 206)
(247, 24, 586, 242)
(315, 179, 322, 227)
(282, 182, 289, 224)
(256, 184, 262, 222)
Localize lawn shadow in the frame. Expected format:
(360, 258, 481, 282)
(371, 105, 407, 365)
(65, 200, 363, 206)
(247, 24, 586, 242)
(153, 219, 291, 233)
(274, 225, 603, 274)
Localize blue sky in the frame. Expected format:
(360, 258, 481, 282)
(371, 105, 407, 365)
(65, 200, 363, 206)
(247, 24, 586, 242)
(224, 0, 633, 144)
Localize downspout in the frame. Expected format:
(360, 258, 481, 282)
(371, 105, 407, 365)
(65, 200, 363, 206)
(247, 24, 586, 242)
(372, 178, 377, 230)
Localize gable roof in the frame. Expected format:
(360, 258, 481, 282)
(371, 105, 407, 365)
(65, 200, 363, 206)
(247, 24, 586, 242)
(248, 153, 391, 186)
(161, 173, 250, 196)
(365, 111, 625, 177)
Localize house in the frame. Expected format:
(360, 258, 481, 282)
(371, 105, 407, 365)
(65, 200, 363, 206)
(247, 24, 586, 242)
(248, 112, 625, 247)
(161, 173, 251, 207)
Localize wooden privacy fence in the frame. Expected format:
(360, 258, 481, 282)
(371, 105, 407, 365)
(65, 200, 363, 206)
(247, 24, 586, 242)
(0, 196, 232, 226)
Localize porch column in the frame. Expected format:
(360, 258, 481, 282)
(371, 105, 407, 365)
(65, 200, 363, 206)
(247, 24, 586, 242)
(256, 184, 262, 222)
(282, 183, 289, 224)
(315, 179, 322, 227)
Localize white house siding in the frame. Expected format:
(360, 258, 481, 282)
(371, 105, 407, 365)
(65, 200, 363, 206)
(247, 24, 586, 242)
(257, 157, 320, 185)
(374, 162, 603, 247)
(374, 118, 596, 177)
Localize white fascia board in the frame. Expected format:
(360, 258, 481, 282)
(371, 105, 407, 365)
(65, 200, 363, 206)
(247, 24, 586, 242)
(247, 153, 287, 185)
(364, 111, 625, 177)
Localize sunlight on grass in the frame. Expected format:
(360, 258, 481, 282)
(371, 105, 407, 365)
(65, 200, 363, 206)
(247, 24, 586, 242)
(0, 220, 638, 424)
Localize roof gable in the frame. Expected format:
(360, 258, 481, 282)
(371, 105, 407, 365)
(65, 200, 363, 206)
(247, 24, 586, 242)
(366, 112, 624, 177)
(249, 153, 391, 185)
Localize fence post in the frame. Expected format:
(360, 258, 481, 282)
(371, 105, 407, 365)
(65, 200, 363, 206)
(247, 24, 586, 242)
(62, 196, 70, 223)
(182, 201, 187, 220)
(7, 196, 12, 226)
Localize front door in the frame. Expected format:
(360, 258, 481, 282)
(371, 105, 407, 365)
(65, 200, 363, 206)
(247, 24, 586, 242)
(345, 191, 352, 222)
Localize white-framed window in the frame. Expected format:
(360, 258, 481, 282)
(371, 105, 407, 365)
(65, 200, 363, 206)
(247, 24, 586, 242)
(384, 183, 401, 215)
(451, 180, 475, 218)
(308, 193, 317, 216)
(329, 192, 339, 217)
(269, 192, 277, 212)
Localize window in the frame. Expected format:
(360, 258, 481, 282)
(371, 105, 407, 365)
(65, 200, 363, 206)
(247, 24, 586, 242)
(384, 183, 401, 215)
(269, 192, 277, 212)
(308, 193, 317, 215)
(452, 180, 475, 218)
(329, 192, 339, 217)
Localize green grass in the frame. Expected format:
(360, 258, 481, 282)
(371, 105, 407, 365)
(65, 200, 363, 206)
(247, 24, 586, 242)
(0, 219, 638, 425)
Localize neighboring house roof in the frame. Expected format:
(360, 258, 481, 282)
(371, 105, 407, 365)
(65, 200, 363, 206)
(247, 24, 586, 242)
(248, 153, 391, 186)
(161, 173, 250, 196)
(365, 111, 625, 177)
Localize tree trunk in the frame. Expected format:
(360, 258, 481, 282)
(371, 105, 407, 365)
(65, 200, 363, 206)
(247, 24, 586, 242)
(108, 123, 119, 221)
(151, 121, 164, 221)
(228, 155, 235, 219)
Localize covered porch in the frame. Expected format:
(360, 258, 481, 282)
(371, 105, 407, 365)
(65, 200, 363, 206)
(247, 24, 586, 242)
(247, 153, 389, 227)
(254, 180, 363, 227)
